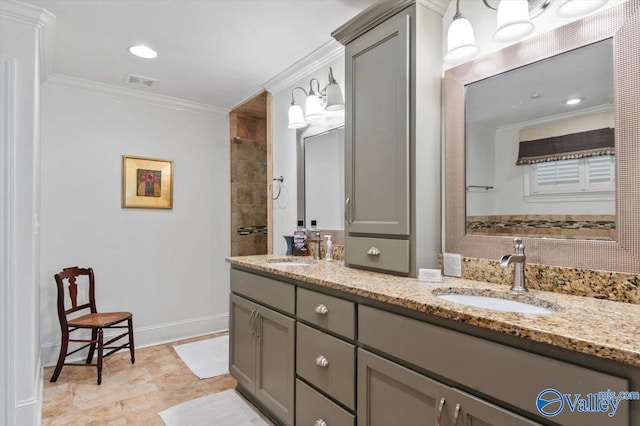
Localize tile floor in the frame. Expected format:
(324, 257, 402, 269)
(42, 332, 236, 426)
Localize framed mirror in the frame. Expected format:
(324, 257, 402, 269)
(465, 39, 615, 241)
(297, 126, 345, 232)
(444, 1, 640, 273)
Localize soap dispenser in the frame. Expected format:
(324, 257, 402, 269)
(324, 235, 333, 261)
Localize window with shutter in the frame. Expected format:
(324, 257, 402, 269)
(526, 155, 614, 199)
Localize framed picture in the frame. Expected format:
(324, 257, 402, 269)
(122, 155, 173, 209)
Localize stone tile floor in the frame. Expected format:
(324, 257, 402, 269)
(42, 332, 236, 426)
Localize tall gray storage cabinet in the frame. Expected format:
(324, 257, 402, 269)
(333, 1, 443, 276)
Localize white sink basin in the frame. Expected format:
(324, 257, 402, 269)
(437, 294, 555, 314)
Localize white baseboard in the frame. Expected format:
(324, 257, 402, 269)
(40, 313, 229, 367)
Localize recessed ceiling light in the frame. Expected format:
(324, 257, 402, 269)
(128, 45, 157, 59)
(530, 93, 541, 99)
(564, 97, 582, 105)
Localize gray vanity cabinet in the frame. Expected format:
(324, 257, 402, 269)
(335, 1, 443, 276)
(358, 348, 448, 426)
(229, 271, 295, 426)
(344, 9, 410, 237)
(358, 349, 538, 426)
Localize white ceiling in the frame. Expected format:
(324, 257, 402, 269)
(23, 0, 379, 109)
(466, 38, 614, 129)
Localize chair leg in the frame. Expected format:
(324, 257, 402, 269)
(50, 333, 69, 383)
(97, 328, 103, 385)
(127, 318, 135, 364)
(86, 328, 97, 364)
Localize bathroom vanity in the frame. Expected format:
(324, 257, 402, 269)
(227, 255, 640, 426)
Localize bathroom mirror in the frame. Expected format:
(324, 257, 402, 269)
(297, 126, 345, 232)
(445, 1, 640, 273)
(465, 39, 615, 240)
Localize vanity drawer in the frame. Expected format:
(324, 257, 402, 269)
(230, 269, 295, 315)
(359, 305, 629, 426)
(346, 236, 409, 274)
(297, 288, 355, 340)
(296, 379, 355, 426)
(296, 323, 356, 410)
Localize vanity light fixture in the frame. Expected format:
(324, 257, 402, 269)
(128, 45, 157, 59)
(445, 0, 609, 63)
(287, 67, 345, 129)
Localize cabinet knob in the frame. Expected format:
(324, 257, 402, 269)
(366, 247, 381, 256)
(314, 304, 329, 315)
(314, 419, 328, 426)
(315, 355, 329, 368)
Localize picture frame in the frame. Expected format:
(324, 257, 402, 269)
(122, 155, 173, 209)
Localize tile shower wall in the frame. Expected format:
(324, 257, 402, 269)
(230, 113, 268, 256)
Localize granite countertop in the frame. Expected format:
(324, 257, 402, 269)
(227, 254, 640, 368)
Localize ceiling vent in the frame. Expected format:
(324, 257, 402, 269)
(123, 73, 158, 87)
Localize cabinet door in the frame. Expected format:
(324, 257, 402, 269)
(358, 349, 449, 426)
(448, 388, 540, 426)
(345, 10, 410, 236)
(229, 294, 257, 393)
(254, 304, 295, 426)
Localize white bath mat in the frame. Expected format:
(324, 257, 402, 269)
(159, 390, 268, 426)
(173, 335, 229, 379)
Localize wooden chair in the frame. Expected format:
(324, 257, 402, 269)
(50, 266, 135, 385)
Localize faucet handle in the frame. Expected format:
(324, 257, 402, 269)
(514, 237, 524, 254)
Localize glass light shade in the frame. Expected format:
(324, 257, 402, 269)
(445, 16, 480, 63)
(288, 104, 306, 129)
(305, 94, 323, 120)
(557, 0, 608, 18)
(324, 82, 345, 111)
(495, 0, 535, 42)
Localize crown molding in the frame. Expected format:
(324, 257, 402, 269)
(0, 0, 54, 27)
(0, 1, 56, 84)
(496, 104, 615, 133)
(262, 40, 345, 94)
(417, 0, 450, 16)
(44, 74, 229, 115)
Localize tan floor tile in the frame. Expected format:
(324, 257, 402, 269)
(72, 368, 158, 410)
(42, 333, 235, 426)
(42, 383, 74, 419)
(198, 373, 237, 394)
(122, 408, 165, 426)
(44, 401, 123, 426)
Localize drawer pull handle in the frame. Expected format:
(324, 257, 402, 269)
(249, 309, 256, 337)
(315, 355, 329, 368)
(436, 397, 446, 426)
(345, 197, 351, 226)
(367, 247, 380, 256)
(452, 403, 461, 426)
(314, 304, 329, 315)
(314, 419, 327, 426)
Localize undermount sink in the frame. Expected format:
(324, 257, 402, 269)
(435, 292, 556, 314)
(267, 258, 313, 267)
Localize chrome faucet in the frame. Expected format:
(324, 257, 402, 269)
(500, 237, 527, 294)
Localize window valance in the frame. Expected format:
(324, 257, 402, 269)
(516, 127, 614, 165)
